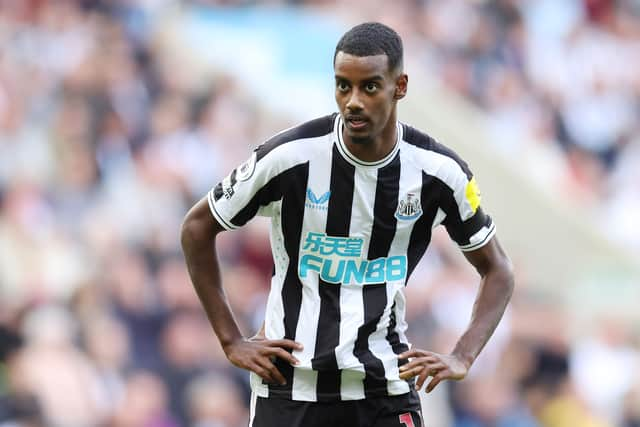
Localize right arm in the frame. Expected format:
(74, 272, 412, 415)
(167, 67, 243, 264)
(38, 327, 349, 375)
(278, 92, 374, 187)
(180, 197, 302, 385)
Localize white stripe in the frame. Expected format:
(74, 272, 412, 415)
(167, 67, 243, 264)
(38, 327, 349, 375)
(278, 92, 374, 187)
(386, 292, 411, 395)
(431, 208, 447, 229)
(340, 369, 366, 400)
(335, 166, 377, 400)
(291, 137, 333, 401)
(248, 391, 257, 427)
(393, 290, 410, 351)
(250, 371, 268, 398)
(291, 368, 318, 401)
(265, 199, 287, 342)
(207, 190, 236, 230)
(252, 200, 288, 399)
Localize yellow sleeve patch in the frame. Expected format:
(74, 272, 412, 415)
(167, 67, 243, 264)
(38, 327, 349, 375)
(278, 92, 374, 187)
(465, 177, 481, 213)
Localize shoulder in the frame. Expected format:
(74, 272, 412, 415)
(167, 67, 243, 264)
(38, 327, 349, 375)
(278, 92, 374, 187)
(256, 113, 337, 161)
(400, 122, 472, 180)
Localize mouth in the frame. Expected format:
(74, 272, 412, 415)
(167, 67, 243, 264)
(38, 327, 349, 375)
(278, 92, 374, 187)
(345, 115, 369, 131)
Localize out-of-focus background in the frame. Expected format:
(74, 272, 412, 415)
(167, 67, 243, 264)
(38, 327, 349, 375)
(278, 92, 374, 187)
(0, 0, 639, 426)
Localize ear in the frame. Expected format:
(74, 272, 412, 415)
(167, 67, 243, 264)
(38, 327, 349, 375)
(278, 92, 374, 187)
(394, 74, 408, 100)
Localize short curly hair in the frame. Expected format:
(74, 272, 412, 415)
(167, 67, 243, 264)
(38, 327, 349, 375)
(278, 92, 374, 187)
(334, 22, 404, 71)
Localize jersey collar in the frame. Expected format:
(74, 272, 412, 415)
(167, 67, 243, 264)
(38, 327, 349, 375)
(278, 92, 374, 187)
(333, 114, 402, 169)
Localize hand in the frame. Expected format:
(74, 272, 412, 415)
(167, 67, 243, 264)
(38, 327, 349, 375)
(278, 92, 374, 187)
(223, 337, 303, 385)
(398, 349, 469, 393)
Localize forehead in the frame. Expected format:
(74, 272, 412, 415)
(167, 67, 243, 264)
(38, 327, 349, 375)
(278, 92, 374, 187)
(334, 52, 391, 79)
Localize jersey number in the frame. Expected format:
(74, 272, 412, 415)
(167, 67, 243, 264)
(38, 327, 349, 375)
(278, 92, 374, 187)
(399, 413, 415, 427)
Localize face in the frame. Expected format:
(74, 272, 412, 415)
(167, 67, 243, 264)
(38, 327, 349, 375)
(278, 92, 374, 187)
(334, 52, 407, 145)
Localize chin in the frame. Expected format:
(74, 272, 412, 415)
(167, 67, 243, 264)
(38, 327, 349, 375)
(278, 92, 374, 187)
(350, 135, 372, 145)
(346, 129, 373, 144)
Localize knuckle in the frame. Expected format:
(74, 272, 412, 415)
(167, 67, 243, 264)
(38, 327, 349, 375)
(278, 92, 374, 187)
(266, 363, 277, 372)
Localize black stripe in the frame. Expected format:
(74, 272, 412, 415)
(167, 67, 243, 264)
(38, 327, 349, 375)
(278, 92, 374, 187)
(367, 154, 400, 259)
(325, 146, 355, 235)
(256, 114, 336, 162)
(402, 123, 473, 179)
(312, 145, 355, 401)
(460, 221, 494, 250)
(385, 302, 409, 364)
(440, 198, 491, 248)
(230, 168, 237, 187)
(354, 154, 400, 398)
(230, 165, 302, 227)
(213, 169, 239, 203)
(406, 173, 446, 279)
(354, 284, 387, 397)
(266, 163, 309, 399)
(213, 182, 223, 202)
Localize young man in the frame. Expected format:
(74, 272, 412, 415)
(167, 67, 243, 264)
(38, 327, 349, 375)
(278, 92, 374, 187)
(181, 22, 514, 427)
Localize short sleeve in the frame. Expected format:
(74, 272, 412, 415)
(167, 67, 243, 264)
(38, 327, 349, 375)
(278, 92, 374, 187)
(207, 147, 279, 230)
(440, 171, 496, 252)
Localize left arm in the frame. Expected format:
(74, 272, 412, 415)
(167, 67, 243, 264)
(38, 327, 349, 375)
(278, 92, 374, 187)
(399, 235, 514, 392)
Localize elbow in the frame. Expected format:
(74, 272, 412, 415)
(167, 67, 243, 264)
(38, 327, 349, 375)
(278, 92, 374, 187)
(499, 255, 515, 299)
(180, 215, 198, 251)
(180, 204, 218, 252)
(482, 251, 515, 298)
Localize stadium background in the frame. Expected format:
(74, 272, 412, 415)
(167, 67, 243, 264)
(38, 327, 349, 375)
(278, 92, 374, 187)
(0, 0, 639, 426)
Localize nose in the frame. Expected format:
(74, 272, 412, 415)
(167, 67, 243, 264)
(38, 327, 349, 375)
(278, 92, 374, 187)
(346, 88, 364, 112)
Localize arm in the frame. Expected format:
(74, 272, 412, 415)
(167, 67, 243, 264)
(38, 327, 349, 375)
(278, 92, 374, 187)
(180, 197, 302, 385)
(399, 235, 514, 392)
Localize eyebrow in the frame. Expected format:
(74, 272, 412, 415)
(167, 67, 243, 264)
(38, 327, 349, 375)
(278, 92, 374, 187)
(334, 75, 385, 82)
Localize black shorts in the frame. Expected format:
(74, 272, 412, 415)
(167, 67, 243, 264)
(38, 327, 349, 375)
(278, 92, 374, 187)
(249, 391, 423, 427)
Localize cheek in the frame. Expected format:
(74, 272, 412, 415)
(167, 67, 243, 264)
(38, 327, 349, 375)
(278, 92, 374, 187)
(373, 98, 392, 120)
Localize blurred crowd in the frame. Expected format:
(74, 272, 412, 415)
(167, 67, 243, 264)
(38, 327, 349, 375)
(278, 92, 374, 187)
(0, 1, 638, 427)
(348, 0, 640, 250)
(409, 0, 640, 250)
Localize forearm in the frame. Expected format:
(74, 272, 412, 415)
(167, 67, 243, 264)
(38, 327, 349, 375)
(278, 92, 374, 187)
(452, 257, 514, 368)
(181, 203, 243, 349)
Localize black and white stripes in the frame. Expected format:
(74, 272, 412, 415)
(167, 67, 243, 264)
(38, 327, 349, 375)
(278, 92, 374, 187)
(209, 114, 495, 402)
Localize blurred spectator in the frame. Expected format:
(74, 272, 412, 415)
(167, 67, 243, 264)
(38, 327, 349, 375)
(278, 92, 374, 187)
(109, 370, 179, 427)
(82, 312, 131, 418)
(159, 310, 212, 425)
(570, 317, 640, 424)
(623, 378, 640, 427)
(105, 248, 168, 371)
(16, 304, 105, 426)
(185, 374, 247, 427)
(0, 323, 44, 427)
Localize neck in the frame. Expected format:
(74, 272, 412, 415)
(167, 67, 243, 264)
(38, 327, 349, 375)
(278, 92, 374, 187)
(343, 110, 398, 163)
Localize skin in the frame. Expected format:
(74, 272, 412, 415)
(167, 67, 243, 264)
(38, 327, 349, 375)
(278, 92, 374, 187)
(181, 49, 514, 391)
(334, 51, 408, 162)
(181, 202, 302, 385)
(398, 238, 514, 393)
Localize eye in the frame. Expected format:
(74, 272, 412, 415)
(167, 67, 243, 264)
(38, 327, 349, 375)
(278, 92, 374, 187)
(364, 82, 379, 93)
(336, 81, 350, 92)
